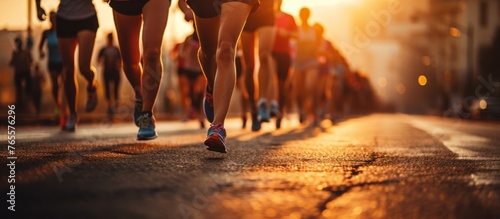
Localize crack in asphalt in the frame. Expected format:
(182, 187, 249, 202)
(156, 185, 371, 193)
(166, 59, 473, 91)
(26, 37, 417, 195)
(342, 153, 378, 180)
(318, 153, 381, 214)
(318, 179, 399, 212)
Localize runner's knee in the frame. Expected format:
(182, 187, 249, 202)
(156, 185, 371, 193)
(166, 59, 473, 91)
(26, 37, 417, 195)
(143, 48, 161, 67)
(216, 42, 235, 65)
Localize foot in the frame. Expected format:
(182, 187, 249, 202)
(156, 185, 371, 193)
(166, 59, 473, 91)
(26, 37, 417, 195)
(242, 115, 247, 129)
(133, 98, 143, 127)
(258, 101, 270, 123)
(107, 106, 114, 115)
(65, 114, 78, 132)
(299, 113, 307, 124)
(270, 103, 281, 118)
(137, 112, 158, 140)
(59, 115, 68, 131)
(203, 88, 214, 123)
(85, 85, 98, 112)
(276, 117, 282, 130)
(204, 123, 227, 153)
(251, 112, 261, 132)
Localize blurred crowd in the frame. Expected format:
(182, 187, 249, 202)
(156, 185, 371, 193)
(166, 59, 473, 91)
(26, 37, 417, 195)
(8, 0, 377, 131)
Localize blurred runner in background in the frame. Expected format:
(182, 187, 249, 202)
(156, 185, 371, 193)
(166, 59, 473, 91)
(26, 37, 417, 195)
(97, 32, 121, 116)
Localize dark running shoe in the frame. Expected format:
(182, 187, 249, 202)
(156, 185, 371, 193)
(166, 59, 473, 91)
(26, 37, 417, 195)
(203, 88, 214, 123)
(133, 98, 143, 127)
(258, 101, 270, 123)
(251, 112, 261, 132)
(85, 85, 98, 112)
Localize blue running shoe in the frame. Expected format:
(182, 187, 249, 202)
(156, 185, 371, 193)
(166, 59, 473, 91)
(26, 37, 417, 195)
(204, 123, 227, 153)
(203, 88, 214, 123)
(137, 113, 158, 140)
(133, 99, 143, 127)
(258, 101, 270, 123)
(64, 114, 78, 132)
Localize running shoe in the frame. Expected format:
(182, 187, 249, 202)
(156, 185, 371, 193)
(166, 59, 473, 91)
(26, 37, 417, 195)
(299, 112, 307, 124)
(251, 112, 261, 132)
(204, 123, 227, 153)
(65, 114, 78, 132)
(107, 106, 114, 116)
(270, 103, 282, 118)
(258, 101, 270, 123)
(137, 113, 158, 140)
(242, 115, 247, 129)
(59, 115, 68, 131)
(133, 98, 143, 127)
(276, 117, 282, 130)
(85, 85, 98, 112)
(203, 88, 214, 123)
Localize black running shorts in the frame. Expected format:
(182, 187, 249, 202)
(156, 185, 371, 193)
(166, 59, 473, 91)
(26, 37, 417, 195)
(243, 0, 274, 32)
(109, 0, 150, 16)
(56, 14, 99, 38)
(186, 0, 260, 18)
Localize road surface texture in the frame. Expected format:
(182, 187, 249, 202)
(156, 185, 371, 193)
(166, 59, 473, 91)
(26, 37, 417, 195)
(1, 114, 500, 218)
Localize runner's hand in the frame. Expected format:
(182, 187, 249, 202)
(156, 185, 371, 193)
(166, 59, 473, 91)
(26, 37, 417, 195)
(37, 7, 46, 21)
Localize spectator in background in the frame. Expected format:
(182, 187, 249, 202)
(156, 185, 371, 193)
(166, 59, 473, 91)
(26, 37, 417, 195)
(9, 36, 33, 108)
(98, 33, 122, 116)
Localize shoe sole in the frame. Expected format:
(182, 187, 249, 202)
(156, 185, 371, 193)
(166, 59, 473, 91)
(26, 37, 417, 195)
(204, 134, 227, 153)
(64, 127, 75, 132)
(137, 134, 158, 141)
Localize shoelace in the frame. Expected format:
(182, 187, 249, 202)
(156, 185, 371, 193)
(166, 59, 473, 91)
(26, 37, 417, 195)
(206, 93, 214, 107)
(210, 123, 224, 133)
(135, 101, 143, 112)
(138, 115, 152, 128)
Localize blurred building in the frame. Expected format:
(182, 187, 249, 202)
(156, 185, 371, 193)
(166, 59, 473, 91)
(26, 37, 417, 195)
(425, 0, 500, 114)
(346, 0, 500, 114)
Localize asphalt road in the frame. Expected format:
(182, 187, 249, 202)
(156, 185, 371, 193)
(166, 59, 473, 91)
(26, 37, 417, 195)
(1, 114, 500, 218)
